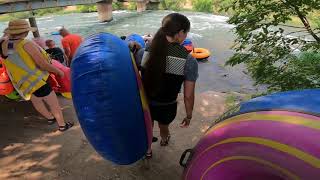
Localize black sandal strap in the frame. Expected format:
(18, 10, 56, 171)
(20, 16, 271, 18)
(152, 137, 158, 143)
(160, 135, 171, 146)
(58, 122, 74, 132)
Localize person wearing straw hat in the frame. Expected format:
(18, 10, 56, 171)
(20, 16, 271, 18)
(1, 19, 73, 132)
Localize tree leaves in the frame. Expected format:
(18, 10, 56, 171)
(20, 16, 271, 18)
(226, 0, 320, 92)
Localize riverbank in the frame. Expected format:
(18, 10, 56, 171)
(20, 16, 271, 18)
(0, 90, 247, 179)
(0, 9, 304, 26)
(0, 10, 261, 179)
(0, 10, 265, 98)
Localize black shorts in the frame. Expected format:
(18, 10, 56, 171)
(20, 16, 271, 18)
(150, 102, 177, 125)
(33, 83, 52, 97)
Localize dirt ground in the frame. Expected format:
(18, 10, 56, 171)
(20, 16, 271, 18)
(0, 91, 228, 180)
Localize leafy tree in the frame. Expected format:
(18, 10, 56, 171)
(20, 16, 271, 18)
(212, 0, 233, 14)
(160, 0, 185, 11)
(223, 0, 320, 92)
(112, 2, 123, 10)
(192, 0, 213, 13)
(128, 2, 137, 11)
(34, 7, 64, 16)
(77, 5, 97, 13)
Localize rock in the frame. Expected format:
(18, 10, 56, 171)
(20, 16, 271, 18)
(242, 70, 248, 74)
(220, 73, 229, 77)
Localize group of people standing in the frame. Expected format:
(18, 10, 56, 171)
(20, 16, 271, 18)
(0, 20, 82, 132)
(1, 13, 198, 155)
(42, 27, 82, 67)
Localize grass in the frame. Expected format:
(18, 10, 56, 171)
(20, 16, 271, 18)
(225, 92, 258, 110)
(0, 14, 13, 22)
(225, 94, 238, 109)
(0, 7, 73, 22)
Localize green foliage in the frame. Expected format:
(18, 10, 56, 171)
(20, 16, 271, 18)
(192, 0, 212, 13)
(0, 15, 12, 22)
(0, 7, 65, 22)
(247, 52, 320, 92)
(9, 11, 31, 19)
(212, 0, 233, 15)
(77, 5, 97, 13)
(308, 11, 320, 28)
(147, 2, 161, 10)
(160, 0, 185, 11)
(225, 94, 238, 109)
(34, 7, 64, 16)
(128, 2, 137, 11)
(112, 2, 123, 10)
(224, 0, 320, 92)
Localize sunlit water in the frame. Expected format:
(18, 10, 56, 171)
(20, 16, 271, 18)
(0, 10, 265, 94)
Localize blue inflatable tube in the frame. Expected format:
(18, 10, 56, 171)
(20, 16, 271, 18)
(219, 89, 320, 121)
(125, 34, 145, 48)
(71, 33, 148, 165)
(182, 38, 192, 46)
(51, 32, 60, 35)
(238, 89, 320, 115)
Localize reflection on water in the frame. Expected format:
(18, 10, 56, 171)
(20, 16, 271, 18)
(0, 10, 265, 94)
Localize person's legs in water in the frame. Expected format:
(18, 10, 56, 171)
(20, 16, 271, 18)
(159, 123, 170, 146)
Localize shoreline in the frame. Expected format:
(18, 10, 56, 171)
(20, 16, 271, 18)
(0, 5, 311, 28)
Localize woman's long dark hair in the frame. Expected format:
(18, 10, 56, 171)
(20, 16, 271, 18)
(143, 13, 190, 98)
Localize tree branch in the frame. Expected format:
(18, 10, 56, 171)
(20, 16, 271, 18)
(283, 0, 320, 43)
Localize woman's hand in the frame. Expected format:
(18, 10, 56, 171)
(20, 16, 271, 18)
(128, 42, 141, 54)
(142, 34, 153, 43)
(180, 117, 191, 128)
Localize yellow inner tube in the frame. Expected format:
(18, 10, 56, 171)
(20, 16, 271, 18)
(61, 92, 72, 99)
(191, 48, 211, 59)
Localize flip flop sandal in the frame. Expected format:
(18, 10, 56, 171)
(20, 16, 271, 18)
(58, 122, 74, 132)
(160, 135, 171, 146)
(47, 118, 56, 125)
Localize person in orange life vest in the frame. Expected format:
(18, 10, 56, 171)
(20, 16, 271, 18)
(1, 19, 73, 131)
(58, 27, 83, 67)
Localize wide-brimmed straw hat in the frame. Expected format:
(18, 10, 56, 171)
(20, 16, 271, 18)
(4, 19, 37, 35)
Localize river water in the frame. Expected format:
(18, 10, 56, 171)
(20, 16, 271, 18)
(0, 10, 265, 94)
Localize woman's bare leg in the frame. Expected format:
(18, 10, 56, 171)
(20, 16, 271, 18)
(42, 91, 65, 126)
(31, 95, 54, 120)
(159, 123, 170, 142)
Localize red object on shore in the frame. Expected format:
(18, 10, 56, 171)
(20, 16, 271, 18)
(0, 59, 14, 95)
